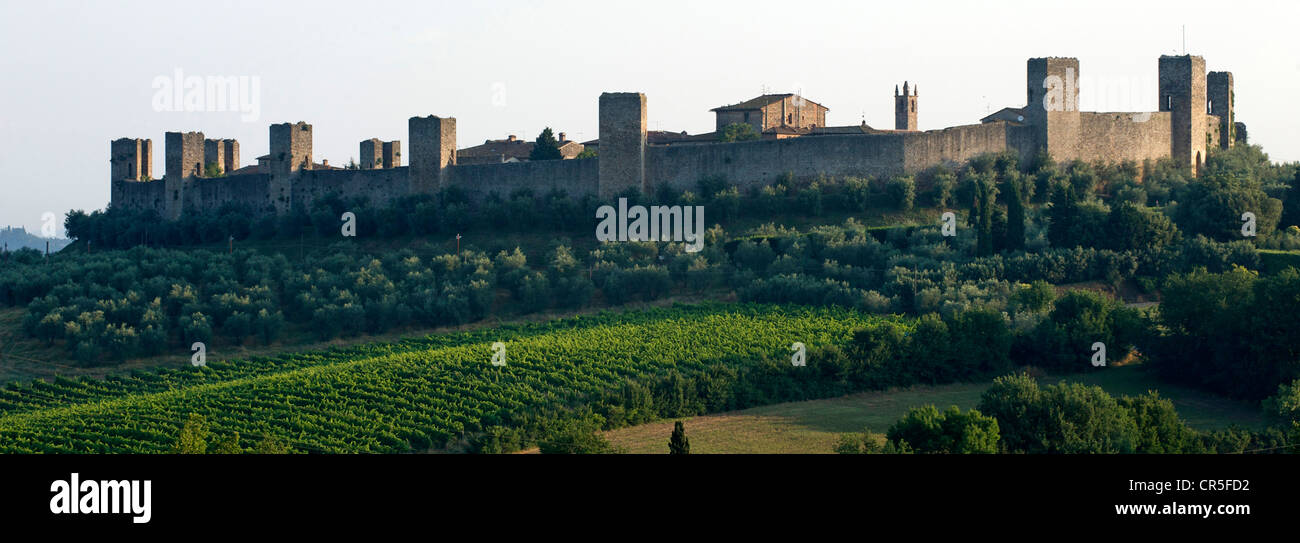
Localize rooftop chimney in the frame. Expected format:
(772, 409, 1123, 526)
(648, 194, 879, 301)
(559, 132, 567, 142)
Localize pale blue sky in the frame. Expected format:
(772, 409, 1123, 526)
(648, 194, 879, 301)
(2, 0, 1297, 234)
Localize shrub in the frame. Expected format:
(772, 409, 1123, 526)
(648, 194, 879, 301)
(180, 312, 213, 346)
(886, 176, 916, 212)
(886, 405, 1000, 454)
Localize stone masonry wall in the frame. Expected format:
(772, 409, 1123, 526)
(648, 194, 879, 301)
(292, 167, 410, 211)
(448, 158, 599, 200)
(645, 134, 906, 191)
(111, 179, 165, 214)
(1075, 112, 1173, 164)
(192, 174, 273, 214)
(901, 122, 1013, 171)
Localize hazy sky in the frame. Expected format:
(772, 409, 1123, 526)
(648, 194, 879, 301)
(2, 0, 1297, 235)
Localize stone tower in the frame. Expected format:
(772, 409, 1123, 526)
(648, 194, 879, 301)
(597, 92, 647, 199)
(110, 138, 152, 181)
(1159, 55, 1208, 172)
(164, 131, 204, 220)
(203, 138, 238, 176)
(409, 116, 456, 194)
(1207, 71, 1234, 149)
(269, 122, 312, 176)
(1025, 57, 1081, 161)
(110, 138, 153, 211)
(268, 122, 313, 214)
(221, 139, 238, 173)
(360, 138, 382, 169)
(894, 82, 917, 131)
(382, 140, 401, 168)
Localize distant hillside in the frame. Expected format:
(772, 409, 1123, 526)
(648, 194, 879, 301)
(0, 226, 70, 253)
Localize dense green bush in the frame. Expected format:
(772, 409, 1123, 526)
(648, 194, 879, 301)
(1174, 174, 1282, 241)
(885, 405, 999, 453)
(977, 373, 1201, 453)
(1021, 290, 1143, 371)
(1144, 267, 1300, 401)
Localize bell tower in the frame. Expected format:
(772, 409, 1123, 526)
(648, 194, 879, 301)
(894, 81, 918, 131)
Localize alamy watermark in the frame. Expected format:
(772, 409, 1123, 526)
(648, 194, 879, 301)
(50, 473, 151, 524)
(41, 211, 59, 238)
(1039, 69, 1161, 115)
(491, 342, 506, 366)
(191, 342, 206, 367)
(595, 198, 705, 252)
(1241, 212, 1257, 237)
(152, 68, 261, 122)
(1091, 341, 1106, 367)
(490, 82, 508, 108)
(341, 212, 357, 237)
(941, 211, 957, 237)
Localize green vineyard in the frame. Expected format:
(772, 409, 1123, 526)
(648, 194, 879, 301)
(0, 303, 889, 453)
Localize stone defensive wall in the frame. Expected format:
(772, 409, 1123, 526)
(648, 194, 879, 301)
(446, 158, 599, 200)
(1074, 112, 1175, 164)
(109, 54, 1238, 218)
(899, 122, 1026, 174)
(647, 133, 905, 191)
(291, 168, 409, 210)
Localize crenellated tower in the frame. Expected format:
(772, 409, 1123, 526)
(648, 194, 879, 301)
(1207, 71, 1234, 149)
(894, 81, 918, 131)
(268, 122, 313, 214)
(1159, 55, 1208, 172)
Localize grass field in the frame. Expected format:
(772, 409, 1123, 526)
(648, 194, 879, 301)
(602, 365, 1266, 454)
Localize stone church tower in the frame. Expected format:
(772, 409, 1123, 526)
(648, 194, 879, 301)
(895, 81, 918, 131)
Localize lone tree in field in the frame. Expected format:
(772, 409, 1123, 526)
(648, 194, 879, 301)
(530, 128, 564, 161)
(669, 421, 690, 454)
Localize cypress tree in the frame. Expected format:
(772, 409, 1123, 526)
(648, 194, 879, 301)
(977, 180, 994, 256)
(967, 175, 982, 229)
(1006, 178, 1027, 251)
(1281, 169, 1300, 229)
(530, 128, 564, 161)
(1047, 182, 1081, 248)
(669, 420, 690, 454)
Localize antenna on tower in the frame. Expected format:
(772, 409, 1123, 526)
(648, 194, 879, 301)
(1182, 24, 1186, 54)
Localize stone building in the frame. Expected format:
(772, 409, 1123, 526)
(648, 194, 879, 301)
(457, 133, 585, 165)
(980, 107, 1027, 125)
(711, 94, 829, 135)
